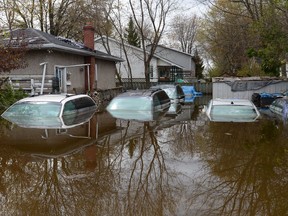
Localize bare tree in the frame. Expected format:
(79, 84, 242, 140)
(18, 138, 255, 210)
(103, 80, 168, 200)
(0, 32, 28, 74)
(128, 0, 177, 86)
(94, 0, 132, 85)
(0, 0, 105, 40)
(169, 14, 198, 54)
(0, 0, 16, 30)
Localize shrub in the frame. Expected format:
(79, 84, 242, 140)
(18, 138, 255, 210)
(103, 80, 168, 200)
(0, 84, 27, 114)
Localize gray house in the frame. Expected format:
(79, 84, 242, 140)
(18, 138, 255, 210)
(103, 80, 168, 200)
(0, 24, 123, 95)
(147, 44, 196, 82)
(95, 37, 196, 83)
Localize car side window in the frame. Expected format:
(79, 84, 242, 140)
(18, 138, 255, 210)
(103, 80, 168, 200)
(63, 101, 76, 115)
(177, 86, 184, 95)
(74, 97, 95, 109)
(153, 95, 161, 106)
(157, 91, 169, 105)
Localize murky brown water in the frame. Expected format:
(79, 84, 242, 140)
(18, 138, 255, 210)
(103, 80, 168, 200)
(1, 96, 288, 216)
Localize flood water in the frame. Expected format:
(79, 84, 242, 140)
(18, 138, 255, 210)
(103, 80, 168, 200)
(1, 96, 288, 216)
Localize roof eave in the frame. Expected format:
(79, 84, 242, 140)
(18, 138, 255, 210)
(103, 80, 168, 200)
(29, 44, 124, 62)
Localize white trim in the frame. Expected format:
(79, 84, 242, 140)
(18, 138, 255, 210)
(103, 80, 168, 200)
(40, 62, 48, 95)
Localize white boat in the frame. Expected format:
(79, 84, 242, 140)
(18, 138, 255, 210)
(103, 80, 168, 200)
(205, 98, 260, 122)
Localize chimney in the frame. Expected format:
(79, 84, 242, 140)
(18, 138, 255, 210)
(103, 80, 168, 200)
(83, 22, 96, 92)
(83, 22, 95, 50)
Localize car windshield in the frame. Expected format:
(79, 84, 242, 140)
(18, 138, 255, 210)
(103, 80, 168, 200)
(163, 88, 175, 98)
(4, 101, 61, 118)
(211, 105, 258, 119)
(109, 97, 151, 110)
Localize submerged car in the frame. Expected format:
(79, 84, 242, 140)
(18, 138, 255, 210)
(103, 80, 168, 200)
(252, 92, 282, 108)
(1, 94, 97, 128)
(269, 97, 288, 119)
(107, 109, 166, 122)
(107, 89, 171, 115)
(150, 84, 185, 103)
(205, 98, 260, 122)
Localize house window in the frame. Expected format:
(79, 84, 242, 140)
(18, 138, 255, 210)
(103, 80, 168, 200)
(149, 65, 153, 78)
(55, 66, 72, 91)
(55, 67, 63, 89)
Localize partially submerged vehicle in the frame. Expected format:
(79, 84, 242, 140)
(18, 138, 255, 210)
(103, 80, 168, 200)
(252, 92, 283, 108)
(107, 110, 166, 122)
(150, 84, 185, 103)
(182, 85, 203, 96)
(1, 94, 97, 129)
(205, 98, 260, 122)
(269, 97, 288, 119)
(106, 89, 171, 121)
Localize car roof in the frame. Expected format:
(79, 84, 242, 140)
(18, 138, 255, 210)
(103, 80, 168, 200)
(17, 94, 90, 103)
(150, 84, 179, 89)
(116, 89, 163, 98)
(212, 98, 254, 106)
(274, 97, 288, 102)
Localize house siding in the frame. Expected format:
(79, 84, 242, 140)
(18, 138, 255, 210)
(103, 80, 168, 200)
(1, 49, 119, 94)
(95, 40, 145, 78)
(96, 38, 196, 82)
(151, 46, 196, 77)
(1, 50, 87, 94)
(95, 39, 158, 81)
(153, 46, 192, 69)
(96, 59, 116, 89)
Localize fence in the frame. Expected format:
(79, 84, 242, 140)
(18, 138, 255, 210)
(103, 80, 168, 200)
(117, 81, 212, 94)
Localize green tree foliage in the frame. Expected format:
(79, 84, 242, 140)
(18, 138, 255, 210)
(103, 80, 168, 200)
(0, 84, 27, 114)
(124, 17, 140, 48)
(200, 0, 288, 77)
(192, 49, 204, 79)
(199, 1, 258, 77)
(246, 7, 288, 76)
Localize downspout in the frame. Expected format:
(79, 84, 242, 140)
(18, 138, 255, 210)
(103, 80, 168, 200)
(87, 65, 90, 92)
(40, 62, 48, 95)
(63, 67, 67, 93)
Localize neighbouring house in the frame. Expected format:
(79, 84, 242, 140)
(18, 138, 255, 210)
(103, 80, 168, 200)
(0, 24, 123, 95)
(94, 37, 196, 83)
(146, 44, 196, 82)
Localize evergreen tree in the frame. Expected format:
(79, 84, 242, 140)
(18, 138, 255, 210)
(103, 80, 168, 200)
(124, 17, 141, 47)
(192, 49, 205, 79)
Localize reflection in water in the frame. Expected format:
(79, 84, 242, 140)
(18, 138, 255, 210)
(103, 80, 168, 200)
(186, 119, 288, 215)
(0, 96, 288, 215)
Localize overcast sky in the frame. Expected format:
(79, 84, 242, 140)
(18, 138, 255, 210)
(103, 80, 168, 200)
(176, 0, 210, 17)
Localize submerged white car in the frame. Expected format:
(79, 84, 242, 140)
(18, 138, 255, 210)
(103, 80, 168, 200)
(1, 94, 97, 128)
(106, 89, 171, 121)
(150, 84, 185, 103)
(205, 98, 260, 122)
